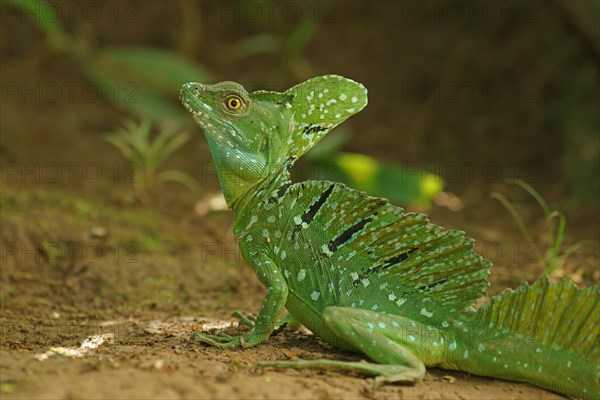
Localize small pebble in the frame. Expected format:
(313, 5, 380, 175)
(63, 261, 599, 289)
(442, 375, 457, 383)
(90, 226, 107, 238)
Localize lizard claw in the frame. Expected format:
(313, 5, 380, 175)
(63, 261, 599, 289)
(231, 311, 257, 328)
(191, 312, 271, 349)
(191, 331, 242, 348)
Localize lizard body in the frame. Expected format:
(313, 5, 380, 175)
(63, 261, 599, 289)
(180, 76, 599, 399)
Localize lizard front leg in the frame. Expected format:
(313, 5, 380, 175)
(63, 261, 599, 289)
(192, 253, 288, 349)
(230, 311, 301, 331)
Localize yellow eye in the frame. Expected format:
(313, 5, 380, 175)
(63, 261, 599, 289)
(225, 96, 242, 110)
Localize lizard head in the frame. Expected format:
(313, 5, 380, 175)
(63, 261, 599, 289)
(180, 80, 293, 208)
(180, 75, 368, 209)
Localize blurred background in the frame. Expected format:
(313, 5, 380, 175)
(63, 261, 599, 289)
(0, 1, 598, 397)
(2, 0, 598, 205)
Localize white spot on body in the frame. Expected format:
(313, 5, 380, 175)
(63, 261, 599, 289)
(321, 244, 333, 256)
(311, 291, 320, 301)
(297, 269, 306, 281)
(420, 307, 433, 318)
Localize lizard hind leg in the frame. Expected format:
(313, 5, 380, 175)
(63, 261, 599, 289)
(258, 307, 426, 385)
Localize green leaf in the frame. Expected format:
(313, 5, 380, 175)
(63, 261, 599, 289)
(6, 0, 71, 52)
(284, 20, 317, 62)
(83, 63, 185, 123)
(82, 47, 212, 122)
(93, 47, 212, 95)
(156, 170, 201, 196)
(151, 129, 192, 169)
(308, 152, 443, 205)
(236, 34, 281, 56)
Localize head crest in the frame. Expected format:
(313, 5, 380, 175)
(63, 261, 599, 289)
(283, 75, 368, 159)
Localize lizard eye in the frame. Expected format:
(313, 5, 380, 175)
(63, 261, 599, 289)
(225, 95, 243, 111)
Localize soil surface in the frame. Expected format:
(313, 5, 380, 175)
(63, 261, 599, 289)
(1, 1, 598, 399)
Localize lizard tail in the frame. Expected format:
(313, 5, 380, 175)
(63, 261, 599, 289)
(469, 275, 599, 398)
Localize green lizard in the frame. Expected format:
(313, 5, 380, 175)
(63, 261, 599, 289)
(180, 75, 599, 399)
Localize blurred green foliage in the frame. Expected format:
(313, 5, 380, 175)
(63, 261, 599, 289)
(103, 119, 200, 203)
(303, 130, 443, 205)
(552, 65, 600, 207)
(8, 0, 212, 123)
(491, 180, 599, 276)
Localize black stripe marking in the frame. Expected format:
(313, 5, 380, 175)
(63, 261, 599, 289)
(353, 247, 419, 286)
(302, 184, 334, 225)
(416, 278, 447, 291)
(326, 217, 373, 255)
(277, 182, 291, 197)
(382, 247, 419, 268)
(269, 182, 291, 203)
(302, 124, 327, 136)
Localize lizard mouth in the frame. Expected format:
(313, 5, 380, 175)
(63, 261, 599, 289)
(180, 82, 208, 118)
(180, 94, 201, 117)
